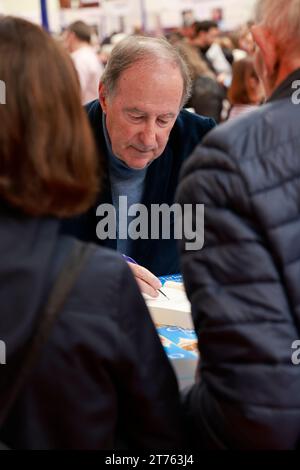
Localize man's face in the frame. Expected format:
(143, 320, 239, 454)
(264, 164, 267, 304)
(207, 26, 220, 45)
(99, 60, 183, 170)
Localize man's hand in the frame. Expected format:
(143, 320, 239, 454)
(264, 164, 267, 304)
(127, 262, 162, 298)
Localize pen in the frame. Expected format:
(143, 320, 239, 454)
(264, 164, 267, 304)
(122, 254, 170, 299)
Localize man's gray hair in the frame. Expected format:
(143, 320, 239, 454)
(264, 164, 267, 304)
(255, 0, 300, 46)
(101, 35, 192, 108)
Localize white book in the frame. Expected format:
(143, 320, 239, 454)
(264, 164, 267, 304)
(144, 282, 193, 330)
(145, 282, 198, 389)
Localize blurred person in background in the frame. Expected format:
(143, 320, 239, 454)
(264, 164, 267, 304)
(227, 57, 264, 120)
(229, 28, 248, 62)
(0, 16, 185, 450)
(166, 30, 184, 46)
(63, 20, 103, 104)
(175, 40, 225, 123)
(217, 35, 234, 66)
(98, 32, 129, 67)
(190, 20, 232, 87)
(230, 22, 256, 62)
(177, 0, 300, 449)
(239, 22, 256, 55)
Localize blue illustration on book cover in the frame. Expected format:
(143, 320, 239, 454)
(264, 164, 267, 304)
(157, 326, 198, 359)
(159, 274, 182, 286)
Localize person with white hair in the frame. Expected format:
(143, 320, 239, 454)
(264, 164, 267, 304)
(63, 21, 103, 104)
(177, 0, 300, 449)
(63, 35, 215, 296)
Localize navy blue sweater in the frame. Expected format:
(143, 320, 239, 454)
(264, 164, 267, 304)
(62, 101, 215, 276)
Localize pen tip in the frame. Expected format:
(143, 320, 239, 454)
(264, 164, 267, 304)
(158, 289, 170, 300)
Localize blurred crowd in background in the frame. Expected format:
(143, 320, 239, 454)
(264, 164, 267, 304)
(60, 17, 264, 122)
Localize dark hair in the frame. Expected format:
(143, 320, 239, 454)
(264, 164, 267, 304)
(193, 20, 218, 34)
(0, 16, 99, 217)
(228, 57, 259, 105)
(67, 20, 92, 43)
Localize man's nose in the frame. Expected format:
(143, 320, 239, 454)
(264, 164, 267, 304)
(139, 121, 157, 148)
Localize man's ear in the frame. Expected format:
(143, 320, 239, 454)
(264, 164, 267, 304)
(251, 24, 278, 77)
(99, 82, 108, 113)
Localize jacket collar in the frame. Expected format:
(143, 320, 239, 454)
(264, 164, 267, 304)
(267, 68, 300, 103)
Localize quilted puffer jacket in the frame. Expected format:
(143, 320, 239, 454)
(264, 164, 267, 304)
(177, 69, 300, 449)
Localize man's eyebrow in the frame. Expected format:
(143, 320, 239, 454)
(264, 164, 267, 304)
(159, 112, 176, 119)
(124, 107, 145, 115)
(125, 108, 176, 119)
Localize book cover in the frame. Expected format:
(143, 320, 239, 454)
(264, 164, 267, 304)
(157, 326, 199, 390)
(157, 326, 198, 355)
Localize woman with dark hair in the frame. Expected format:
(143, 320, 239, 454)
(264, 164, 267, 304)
(0, 17, 183, 450)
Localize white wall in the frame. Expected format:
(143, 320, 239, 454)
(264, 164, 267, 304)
(144, 0, 257, 31)
(0, 0, 41, 22)
(0, 0, 141, 35)
(0, 0, 61, 30)
(0, 0, 257, 34)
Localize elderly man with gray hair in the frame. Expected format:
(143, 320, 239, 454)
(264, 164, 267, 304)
(177, 0, 300, 449)
(63, 36, 215, 297)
